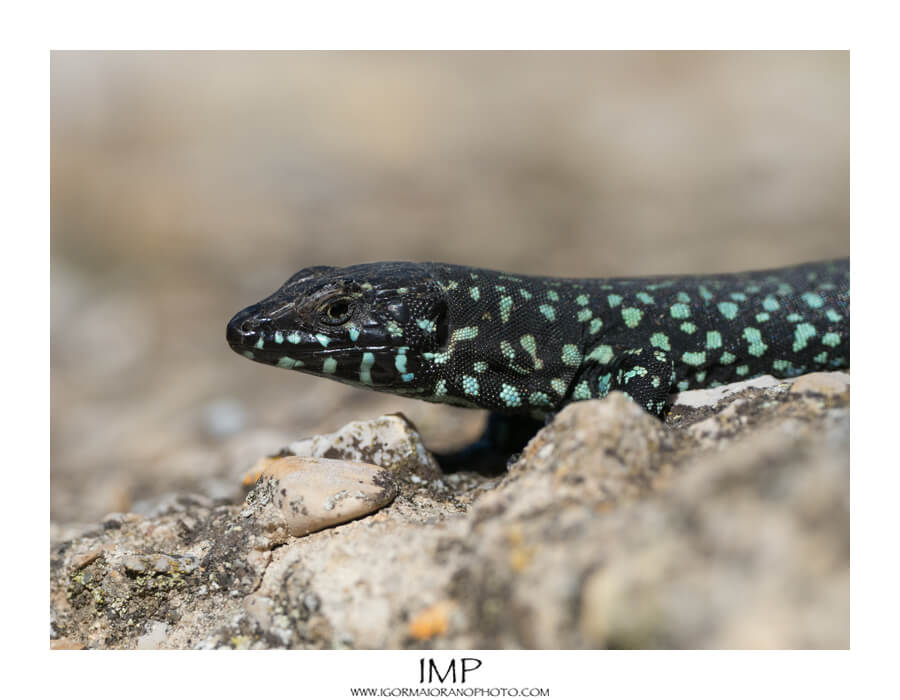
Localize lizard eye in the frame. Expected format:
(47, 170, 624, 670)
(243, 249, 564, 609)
(320, 298, 353, 325)
(432, 300, 449, 348)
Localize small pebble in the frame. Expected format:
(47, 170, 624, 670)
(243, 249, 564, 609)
(122, 556, 147, 574)
(256, 456, 398, 537)
(71, 549, 102, 570)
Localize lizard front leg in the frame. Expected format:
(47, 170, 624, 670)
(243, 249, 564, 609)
(576, 345, 676, 417)
(434, 412, 545, 473)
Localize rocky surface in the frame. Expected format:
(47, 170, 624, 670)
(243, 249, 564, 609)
(50, 371, 849, 649)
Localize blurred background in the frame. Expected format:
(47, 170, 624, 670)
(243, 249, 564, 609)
(51, 51, 848, 525)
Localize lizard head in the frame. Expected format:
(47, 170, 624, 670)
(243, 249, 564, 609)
(226, 262, 449, 391)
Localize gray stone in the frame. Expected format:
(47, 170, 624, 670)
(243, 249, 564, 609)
(285, 413, 442, 482)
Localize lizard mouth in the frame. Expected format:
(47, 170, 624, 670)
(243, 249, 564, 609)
(226, 310, 408, 382)
(226, 315, 384, 359)
(226, 307, 323, 357)
(233, 343, 393, 362)
(232, 340, 415, 387)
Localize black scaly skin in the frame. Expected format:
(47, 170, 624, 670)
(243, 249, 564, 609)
(227, 259, 849, 465)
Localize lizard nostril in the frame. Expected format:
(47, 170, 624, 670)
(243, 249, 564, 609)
(226, 308, 263, 346)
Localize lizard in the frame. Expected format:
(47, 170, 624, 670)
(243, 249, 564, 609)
(227, 258, 849, 465)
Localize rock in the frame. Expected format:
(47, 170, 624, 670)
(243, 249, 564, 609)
(131, 492, 214, 518)
(136, 621, 169, 649)
(242, 414, 442, 488)
(577, 428, 849, 648)
(49, 372, 849, 649)
(789, 371, 850, 398)
(508, 392, 671, 506)
(248, 457, 398, 538)
(285, 413, 442, 481)
(673, 374, 783, 408)
(673, 370, 849, 410)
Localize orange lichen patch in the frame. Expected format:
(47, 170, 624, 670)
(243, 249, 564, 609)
(408, 600, 455, 641)
(509, 545, 534, 572)
(506, 526, 534, 572)
(242, 456, 282, 485)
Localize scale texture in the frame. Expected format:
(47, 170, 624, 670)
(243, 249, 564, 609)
(227, 259, 849, 419)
